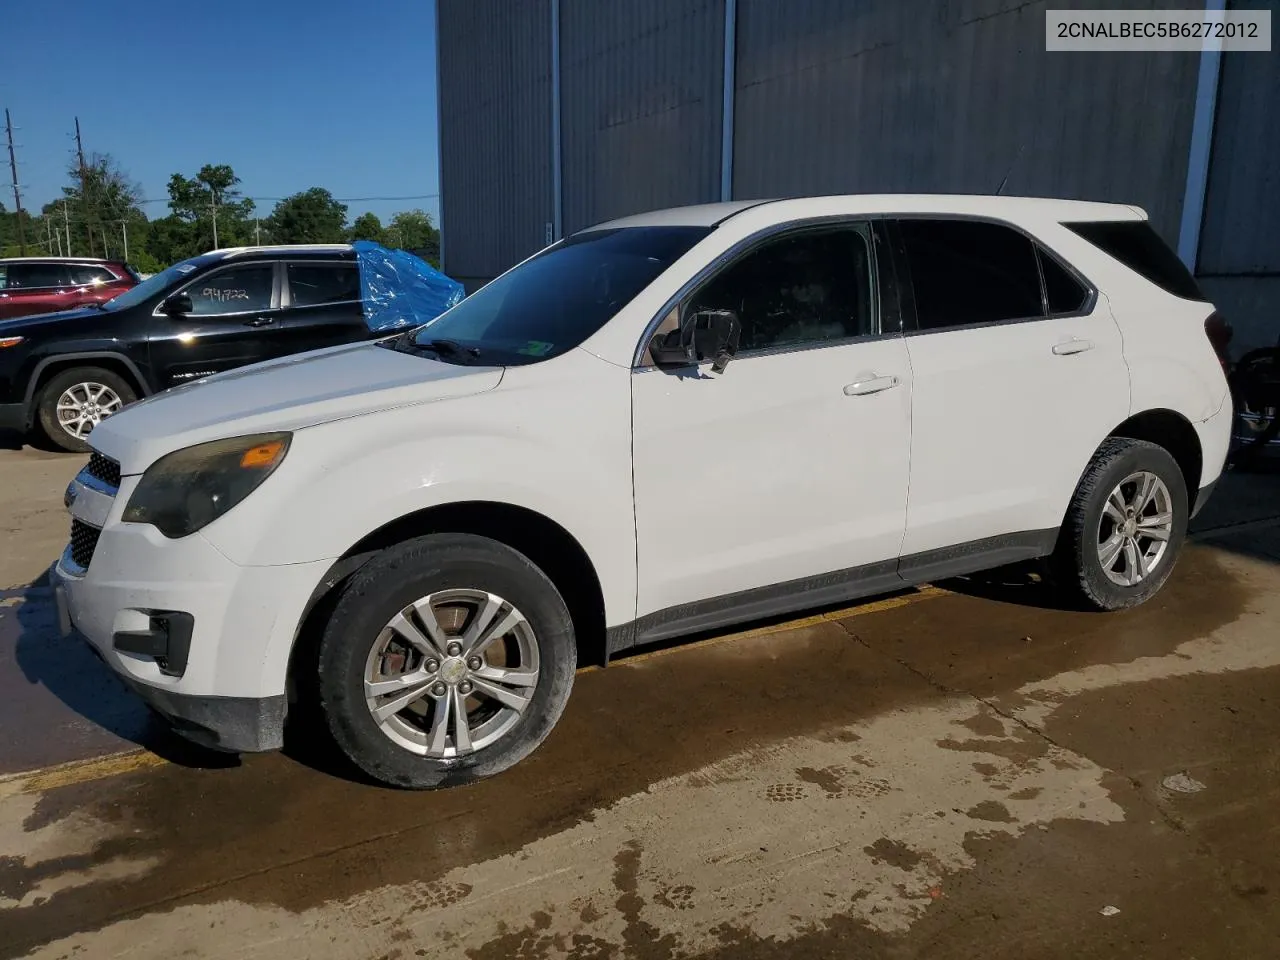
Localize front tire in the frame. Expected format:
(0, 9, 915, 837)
(316, 534, 577, 789)
(1052, 438, 1189, 611)
(35, 366, 137, 453)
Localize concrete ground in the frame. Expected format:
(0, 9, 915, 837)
(1, 433, 1278, 959)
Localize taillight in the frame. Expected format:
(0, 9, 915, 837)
(1205, 311, 1233, 372)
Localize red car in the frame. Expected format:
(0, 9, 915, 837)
(0, 257, 140, 320)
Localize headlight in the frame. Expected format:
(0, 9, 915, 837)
(122, 433, 291, 538)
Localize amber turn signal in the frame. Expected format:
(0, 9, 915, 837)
(240, 440, 287, 469)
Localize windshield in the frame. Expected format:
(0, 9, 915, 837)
(102, 258, 205, 311)
(394, 225, 710, 364)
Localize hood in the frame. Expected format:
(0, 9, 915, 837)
(0, 306, 103, 334)
(90, 341, 504, 473)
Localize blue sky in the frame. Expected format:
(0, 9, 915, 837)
(2, 0, 439, 226)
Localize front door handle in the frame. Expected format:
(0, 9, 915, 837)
(1052, 338, 1093, 356)
(243, 316, 274, 328)
(843, 375, 900, 396)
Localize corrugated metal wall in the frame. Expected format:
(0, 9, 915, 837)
(559, 0, 725, 234)
(1196, 32, 1280, 352)
(732, 0, 1201, 243)
(1198, 46, 1280, 275)
(437, 0, 554, 287)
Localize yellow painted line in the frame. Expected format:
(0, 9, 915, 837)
(0, 749, 167, 798)
(2, 588, 947, 794)
(615, 586, 946, 667)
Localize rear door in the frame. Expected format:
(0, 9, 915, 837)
(68, 263, 130, 307)
(277, 259, 369, 352)
(146, 262, 284, 388)
(892, 216, 1130, 561)
(0, 262, 76, 318)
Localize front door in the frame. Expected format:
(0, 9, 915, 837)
(631, 222, 913, 623)
(892, 217, 1131, 558)
(147, 262, 282, 388)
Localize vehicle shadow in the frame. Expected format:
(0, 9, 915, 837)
(10, 570, 239, 771)
(935, 560, 1086, 612)
(0, 428, 25, 451)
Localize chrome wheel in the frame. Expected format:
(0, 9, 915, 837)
(363, 588, 540, 758)
(56, 382, 123, 440)
(1097, 471, 1174, 587)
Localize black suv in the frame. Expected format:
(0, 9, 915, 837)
(0, 245, 373, 452)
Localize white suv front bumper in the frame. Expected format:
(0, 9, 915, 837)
(52, 457, 330, 752)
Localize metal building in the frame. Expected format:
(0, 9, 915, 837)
(437, 0, 1279, 353)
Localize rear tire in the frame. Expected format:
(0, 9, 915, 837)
(35, 366, 137, 453)
(1052, 437, 1189, 611)
(317, 533, 577, 789)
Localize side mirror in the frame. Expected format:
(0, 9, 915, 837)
(689, 309, 741, 373)
(648, 328, 694, 367)
(161, 293, 193, 316)
(648, 308, 742, 372)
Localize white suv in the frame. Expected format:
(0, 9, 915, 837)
(53, 195, 1232, 788)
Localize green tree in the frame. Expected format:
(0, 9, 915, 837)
(386, 209, 440, 264)
(164, 164, 257, 257)
(348, 211, 386, 244)
(35, 153, 147, 260)
(264, 188, 348, 244)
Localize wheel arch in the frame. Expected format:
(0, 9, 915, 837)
(24, 351, 151, 424)
(286, 500, 610, 713)
(1106, 408, 1203, 506)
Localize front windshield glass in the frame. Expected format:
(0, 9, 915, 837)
(399, 225, 710, 364)
(102, 258, 205, 311)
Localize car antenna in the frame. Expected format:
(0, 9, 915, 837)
(995, 143, 1026, 196)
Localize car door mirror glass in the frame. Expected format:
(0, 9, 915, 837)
(162, 293, 193, 316)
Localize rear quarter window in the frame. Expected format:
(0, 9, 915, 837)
(1063, 220, 1205, 302)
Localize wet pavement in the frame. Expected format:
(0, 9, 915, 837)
(1, 435, 1278, 959)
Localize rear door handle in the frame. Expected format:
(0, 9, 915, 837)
(1052, 338, 1093, 356)
(843, 375, 900, 396)
(243, 316, 274, 328)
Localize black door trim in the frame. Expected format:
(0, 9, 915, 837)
(605, 528, 1057, 657)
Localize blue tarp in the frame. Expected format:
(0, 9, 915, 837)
(353, 240, 466, 333)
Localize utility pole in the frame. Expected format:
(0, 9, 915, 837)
(74, 116, 95, 256)
(5, 109, 27, 254)
(62, 199, 72, 256)
(211, 192, 219, 249)
(121, 220, 128, 261)
(254, 217, 261, 245)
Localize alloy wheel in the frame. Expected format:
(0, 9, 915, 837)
(1096, 470, 1174, 587)
(56, 382, 123, 440)
(363, 588, 541, 758)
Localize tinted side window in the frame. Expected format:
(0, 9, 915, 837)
(1038, 249, 1088, 314)
(184, 266, 274, 316)
(899, 220, 1043, 330)
(70, 265, 117, 285)
(6, 263, 72, 289)
(1063, 220, 1205, 301)
(686, 226, 875, 352)
(287, 263, 361, 307)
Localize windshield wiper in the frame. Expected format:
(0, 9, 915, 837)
(418, 338, 481, 359)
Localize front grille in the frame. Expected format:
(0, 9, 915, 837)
(70, 519, 101, 570)
(85, 452, 121, 489)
